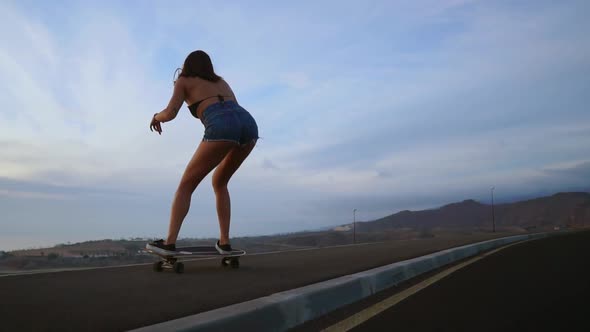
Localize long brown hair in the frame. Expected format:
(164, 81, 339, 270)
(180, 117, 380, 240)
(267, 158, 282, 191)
(179, 50, 222, 82)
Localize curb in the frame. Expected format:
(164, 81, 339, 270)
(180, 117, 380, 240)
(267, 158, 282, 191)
(131, 232, 560, 332)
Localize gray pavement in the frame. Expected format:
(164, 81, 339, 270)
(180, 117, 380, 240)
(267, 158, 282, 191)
(0, 233, 512, 331)
(295, 230, 590, 332)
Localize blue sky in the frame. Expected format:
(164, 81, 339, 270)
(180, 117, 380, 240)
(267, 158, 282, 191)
(1, 0, 589, 251)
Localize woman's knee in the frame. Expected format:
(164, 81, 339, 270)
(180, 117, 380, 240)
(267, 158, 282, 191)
(178, 177, 199, 194)
(212, 178, 228, 193)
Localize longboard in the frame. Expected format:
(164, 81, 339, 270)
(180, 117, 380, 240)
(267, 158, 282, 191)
(146, 246, 246, 273)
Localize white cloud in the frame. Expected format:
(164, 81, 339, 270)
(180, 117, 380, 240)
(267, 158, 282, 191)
(0, 189, 72, 201)
(0, 1, 589, 250)
(279, 71, 311, 89)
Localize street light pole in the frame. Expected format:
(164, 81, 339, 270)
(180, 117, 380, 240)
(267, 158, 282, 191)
(491, 187, 496, 233)
(353, 209, 357, 244)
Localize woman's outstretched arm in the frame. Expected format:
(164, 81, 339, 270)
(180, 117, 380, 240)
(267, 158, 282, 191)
(155, 77, 186, 122)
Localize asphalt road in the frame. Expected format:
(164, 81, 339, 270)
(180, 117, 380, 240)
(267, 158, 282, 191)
(0, 233, 513, 331)
(294, 230, 590, 332)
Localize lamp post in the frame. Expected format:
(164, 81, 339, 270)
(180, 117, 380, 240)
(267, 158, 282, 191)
(491, 187, 496, 233)
(353, 209, 357, 244)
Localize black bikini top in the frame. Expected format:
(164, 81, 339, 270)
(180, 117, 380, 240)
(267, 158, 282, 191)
(187, 94, 232, 119)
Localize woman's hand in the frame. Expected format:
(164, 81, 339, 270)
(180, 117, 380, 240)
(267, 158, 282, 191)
(150, 113, 162, 135)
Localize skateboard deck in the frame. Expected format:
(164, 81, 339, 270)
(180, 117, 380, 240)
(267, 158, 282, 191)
(146, 246, 246, 273)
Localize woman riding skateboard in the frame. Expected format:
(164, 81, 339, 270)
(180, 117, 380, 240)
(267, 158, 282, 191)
(146, 50, 259, 255)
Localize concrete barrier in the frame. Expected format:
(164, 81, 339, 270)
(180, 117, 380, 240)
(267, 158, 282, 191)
(131, 232, 558, 332)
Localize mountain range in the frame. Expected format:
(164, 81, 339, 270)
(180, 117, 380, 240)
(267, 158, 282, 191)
(353, 192, 590, 232)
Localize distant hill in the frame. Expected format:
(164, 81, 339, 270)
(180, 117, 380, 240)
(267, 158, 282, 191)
(6, 192, 589, 260)
(356, 192, 590, 232)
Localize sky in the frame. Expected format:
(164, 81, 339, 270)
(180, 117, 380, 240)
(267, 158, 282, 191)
(1, 0, 589, 251)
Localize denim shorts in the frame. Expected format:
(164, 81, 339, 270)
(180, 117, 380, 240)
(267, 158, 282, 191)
(200, 101, 259, 145)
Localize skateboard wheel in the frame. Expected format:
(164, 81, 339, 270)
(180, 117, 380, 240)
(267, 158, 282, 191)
(153, 261, 163, 272)
(221, 258, 230, 267)
(173, 262, 184, 274)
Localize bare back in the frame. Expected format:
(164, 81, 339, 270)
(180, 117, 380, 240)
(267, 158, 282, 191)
(183, 77, 238, 119)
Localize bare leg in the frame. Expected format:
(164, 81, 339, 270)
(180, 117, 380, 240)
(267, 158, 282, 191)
(213, 186, 231, 245)
(165, 141, 237, 245)
(212, 140, 256, 245)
